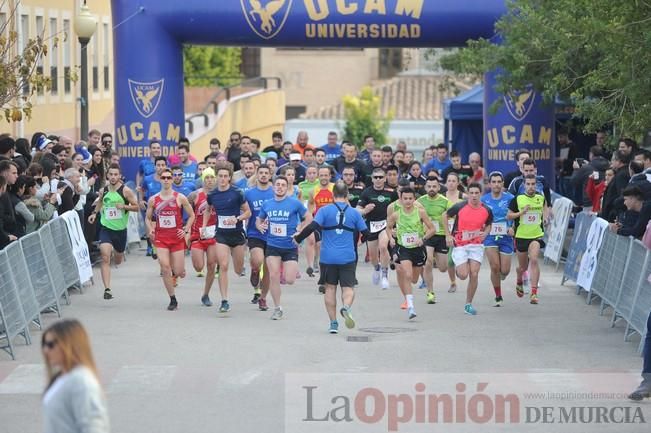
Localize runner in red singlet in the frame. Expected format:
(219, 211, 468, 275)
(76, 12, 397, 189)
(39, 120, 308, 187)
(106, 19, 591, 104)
(188, 167, 218, 307)
(146, 168, 195, 311)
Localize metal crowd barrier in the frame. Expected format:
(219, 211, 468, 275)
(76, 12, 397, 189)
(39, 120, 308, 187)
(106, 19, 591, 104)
(562, 217, 651, 353)
(0, 214, 84, 360)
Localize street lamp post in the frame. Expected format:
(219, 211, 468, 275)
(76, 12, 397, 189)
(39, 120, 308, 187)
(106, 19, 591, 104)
(74, 1, 97, 141)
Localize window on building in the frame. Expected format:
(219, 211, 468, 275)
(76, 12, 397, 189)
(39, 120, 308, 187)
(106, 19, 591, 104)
(103, 23, 109, 90)
(20, 14, 30, 95)
(92, 29, 99, 91)
(378, 48, 403, 79)
(63, 19, 71, 94)
(285, 106, 306, 120)
(240, 47, 260, 79)
(49, 18, 58, 94)
(36, 16, 44, 95)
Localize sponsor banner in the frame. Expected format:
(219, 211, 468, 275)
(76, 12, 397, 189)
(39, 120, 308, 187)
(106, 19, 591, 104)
(544, 197, 574, 264)
(576, 217, 609, 291)
(60, 211, 93, 284)
(484, 70, 556, 189)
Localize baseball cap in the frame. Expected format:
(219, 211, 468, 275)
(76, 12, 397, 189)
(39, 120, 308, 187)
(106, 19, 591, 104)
(37, 135, 53, 151)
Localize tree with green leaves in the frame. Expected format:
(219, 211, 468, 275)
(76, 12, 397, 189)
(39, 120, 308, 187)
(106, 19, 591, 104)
(342, 86, 392, 148)
(183, 46, 242, 87)
(1, 5, 53, 122)
(439, 0, 651, 139)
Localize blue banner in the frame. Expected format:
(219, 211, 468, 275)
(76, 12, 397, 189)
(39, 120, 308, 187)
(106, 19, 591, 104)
(483, 70, 556, 188)
(111, 0, 507, 180)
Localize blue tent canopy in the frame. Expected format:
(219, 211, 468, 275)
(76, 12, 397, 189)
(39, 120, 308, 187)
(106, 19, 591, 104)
(443, 85, 573, 160)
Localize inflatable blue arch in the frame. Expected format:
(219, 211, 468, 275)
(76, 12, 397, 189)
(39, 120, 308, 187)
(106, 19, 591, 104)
(111, 0, 555, 185)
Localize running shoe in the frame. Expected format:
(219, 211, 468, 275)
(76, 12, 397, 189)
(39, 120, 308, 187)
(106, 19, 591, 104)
(146, 245, 152, 256)
(167, 298, 178, 311)
(340, 307, 355, 329)
(103, 289, 113, 300)
(219, 300, 230, 313)
(258, 298, 269, 311)
(418, 278, 427, 290)
(250, 269, 260, 289)
(464, 303, 477, 316)
(251, 292, 261, 304)
(196, 271, 205, 277)
(152, 247, 158, 260)
(318, 285, 326, 294)
(628, 384, 651, 401)
(400, 299, 408, 310)
(381, 276, 389, 290)
(530, 293, 539, 305)
(516, 283, 524, 298)
(372, 267, 381, 286)
(448, 283, 457, 293)
(426, 291, 436, 304)
(408, 307, 417, 320)
(306, 266, 315, 277)
(329, 320, 339, 334)
(271, 307, 283, 320)
(494, 296, 503, 307)
(201, 295, 213, 307)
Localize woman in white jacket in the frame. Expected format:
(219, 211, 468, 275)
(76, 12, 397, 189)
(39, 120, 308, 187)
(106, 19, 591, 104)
(41, 319, 109, 433)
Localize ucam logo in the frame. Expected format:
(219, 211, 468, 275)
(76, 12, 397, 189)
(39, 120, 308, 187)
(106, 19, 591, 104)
(241, 0, 293, 40)
(128, 79, 164, 119)
(503, 87, 536, 122)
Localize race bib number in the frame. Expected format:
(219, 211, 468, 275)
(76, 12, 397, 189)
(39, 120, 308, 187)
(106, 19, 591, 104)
(369, 220, 387, 233)
(490, 222, 507, 236)
(218, 215, 237, 229)
(270, 223, 287, 237)
(158, 215, 175, 228)
(522, 212, 541, 225)
(461, 230, 482, 241)
(401, 232, 419, 247)
(201, 225, 216, 239)
(431, 220, 440, 233)
(105, 207, 123, 220)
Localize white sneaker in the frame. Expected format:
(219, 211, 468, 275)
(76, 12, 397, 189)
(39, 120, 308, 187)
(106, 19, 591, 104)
(381, 276, 389, 290)
(408, 307, 417, 320)
(372, 268, 381, 285)
(523, 270, 530, 294)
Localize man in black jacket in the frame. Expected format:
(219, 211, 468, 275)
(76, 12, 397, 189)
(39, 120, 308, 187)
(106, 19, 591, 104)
(599, 151, 631, 222)
(0, 160, 19, 248)
(609, 186, 651, 238)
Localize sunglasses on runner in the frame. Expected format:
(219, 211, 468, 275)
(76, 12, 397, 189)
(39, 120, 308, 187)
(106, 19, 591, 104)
(373, 176, 385, 179)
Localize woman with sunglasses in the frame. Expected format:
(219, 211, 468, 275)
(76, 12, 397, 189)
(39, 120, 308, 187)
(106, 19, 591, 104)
(41, 319, 109, 433)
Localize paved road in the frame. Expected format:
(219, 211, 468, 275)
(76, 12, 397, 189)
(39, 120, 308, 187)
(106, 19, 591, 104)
(0, 245, 648, 432)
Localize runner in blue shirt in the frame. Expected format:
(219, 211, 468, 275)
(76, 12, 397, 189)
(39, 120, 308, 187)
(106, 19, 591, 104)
(244, 164, 274, 308)
(139, 156, 167, 258)
(203, 162, 252, 313)
(321, 131, 342, 164)
(294, 181, 369, 334)
(256, 176, 311, 320)
(136, 140, 162, 196)
(481, 171, 515, 307)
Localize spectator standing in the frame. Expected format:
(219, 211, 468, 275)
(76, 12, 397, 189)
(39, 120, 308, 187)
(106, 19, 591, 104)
(226, 131, 243, 171)
(600, 150, 631, 222)
(608, 186, 651, 239)
(23, 176, 57, 233)
(41, 319, 110, 433)
(0, 176, 17, 249)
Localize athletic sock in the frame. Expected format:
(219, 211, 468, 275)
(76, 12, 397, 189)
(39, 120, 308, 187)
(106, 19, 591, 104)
(374, 264, 381, 271)
(531, 287, 538, 295)
(104, 288, 110, 292)
(381, 267, 388, 277)
(170, 295, 177, 302)
(343, 304, 351, 311)
(406, 294, 414, 309)
(494, 286, 502, 297)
